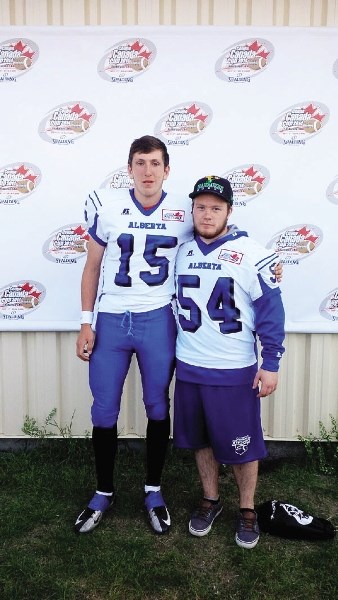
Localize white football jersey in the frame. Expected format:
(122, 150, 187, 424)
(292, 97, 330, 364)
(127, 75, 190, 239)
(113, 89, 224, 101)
(175, 225, 285, 379)
(85, 188, 193, 313)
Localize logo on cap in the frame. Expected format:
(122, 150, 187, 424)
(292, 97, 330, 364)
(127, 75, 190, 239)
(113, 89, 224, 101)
(190, 176, 233, 204)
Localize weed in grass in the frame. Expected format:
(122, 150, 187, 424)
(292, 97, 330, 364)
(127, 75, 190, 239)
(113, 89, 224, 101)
(22, 408, 76, 438)
(299, 414, 338, 475)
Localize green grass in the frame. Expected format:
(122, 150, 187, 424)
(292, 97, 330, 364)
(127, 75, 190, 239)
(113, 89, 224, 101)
(0, 441, 337, 600)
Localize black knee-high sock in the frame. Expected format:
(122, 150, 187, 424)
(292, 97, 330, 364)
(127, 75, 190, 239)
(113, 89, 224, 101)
(92, 425, 117, 493)
(146, 416, 170, 487)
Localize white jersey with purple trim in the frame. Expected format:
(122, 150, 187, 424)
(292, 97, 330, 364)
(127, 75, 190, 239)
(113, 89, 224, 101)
(85, 187, 193, 313)
(175, 225, 285, 374)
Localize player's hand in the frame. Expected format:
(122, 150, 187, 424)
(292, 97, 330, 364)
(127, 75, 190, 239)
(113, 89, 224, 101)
(253, 369, 278, 398)
(274, 262, 283, 283)
(76, 325, 95, 361)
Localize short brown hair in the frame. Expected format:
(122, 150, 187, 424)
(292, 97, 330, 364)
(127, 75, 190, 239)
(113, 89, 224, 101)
(128, 135, 169, 168)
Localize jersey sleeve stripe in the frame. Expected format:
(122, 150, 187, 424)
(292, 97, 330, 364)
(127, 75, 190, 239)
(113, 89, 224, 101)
(88, 190, 102, 212)
(255, 252, 279, 271)
(88, 213, 107, 247)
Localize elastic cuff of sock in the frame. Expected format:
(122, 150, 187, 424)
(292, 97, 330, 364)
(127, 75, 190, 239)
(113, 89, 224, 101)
(145, 485, 161, 493)
(203, 496, 220, 504)
(240, 507, 256, 514)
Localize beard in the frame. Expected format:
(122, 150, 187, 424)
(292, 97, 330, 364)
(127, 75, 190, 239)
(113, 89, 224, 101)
(195, 220, 229, 241)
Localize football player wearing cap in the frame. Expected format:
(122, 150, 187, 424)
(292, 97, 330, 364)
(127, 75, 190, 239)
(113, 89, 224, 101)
(173, 176, 285, 549)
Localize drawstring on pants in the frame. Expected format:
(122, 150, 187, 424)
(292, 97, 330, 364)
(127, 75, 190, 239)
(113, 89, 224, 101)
(121, 311, 134, 336)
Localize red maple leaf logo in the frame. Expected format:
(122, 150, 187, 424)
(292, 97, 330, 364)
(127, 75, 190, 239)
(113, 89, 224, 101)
(71, 103, 83, 115)
(21, 282, 33, 292)
(187, 104, 199, 115)
(31, 290, 42, 299)
(248, 40, 262, 53)
(297, 226, 311, 237)
(243, 166, 257, 178)
(81, 112, 91, 122)
(22, 50, 34, 59)
(313, 112, 325, 122)
(13, 40, 26, 53)
(15, 165, 29, 176)
(139, 50, 151, 59)
(26, 174, 37, 183)
(304, 104, 317, 116)
(130, 40, 143, 52)
(72, 225, 86, 235)
(196, 113, 207, 123)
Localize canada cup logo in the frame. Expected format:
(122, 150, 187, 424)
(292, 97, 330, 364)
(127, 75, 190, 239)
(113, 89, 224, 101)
(319, 289, 338, 322)
(0, 280, 46, 319)
(100, 167, 133, 189)
(266, 224, 323, 264)
(215, 38, 274, 83)
(326, 176, 338, 205)
(0, 163, 41, 204)
(42, 224, 89, 264)
(270, 102, 329, 145)
(98, 38, 156, 82)
(0, 38, 39, 82)
(39, 101, 97, 144)
(333, 59, 338, 79)
(154, 102, 212, 145)
(223, 164, 269, 206)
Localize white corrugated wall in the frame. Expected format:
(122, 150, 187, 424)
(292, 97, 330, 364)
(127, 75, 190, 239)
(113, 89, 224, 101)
(1, 0, 338, 439)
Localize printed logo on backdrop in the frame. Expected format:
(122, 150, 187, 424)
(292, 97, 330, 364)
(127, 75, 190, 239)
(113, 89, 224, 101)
(0, 38, 39, 82)
(270, 102, 329, 145)
(333, 59, 338, 79)
(154, 102, 212, 146)
(0, 163, 41, 205)
(42, 224, 89, 264)
(266, 224, 323, 265)
(319, 288, 338, 322)
(100, 167, 133, 189)
(215, 39, 274, 83)
(39, 101, 96, 144)
(222, 165, 269, 207)
(326, 176, 338, 205)
(98, 38, 156, 83)
(0, 280, 46, 320)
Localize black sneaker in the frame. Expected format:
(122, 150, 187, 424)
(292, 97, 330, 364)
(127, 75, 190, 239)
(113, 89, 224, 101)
(74, 492, 115, 533)
(189, 499, 223, 537)
(145, 490, 171, 534)
(235, 509, 260, 549)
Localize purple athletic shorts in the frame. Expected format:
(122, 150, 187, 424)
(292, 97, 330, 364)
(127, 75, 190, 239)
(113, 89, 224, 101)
(173, 379, 268, 464)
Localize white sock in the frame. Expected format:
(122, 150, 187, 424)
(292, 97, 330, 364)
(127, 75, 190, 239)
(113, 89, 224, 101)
(144, 485, 161, 494)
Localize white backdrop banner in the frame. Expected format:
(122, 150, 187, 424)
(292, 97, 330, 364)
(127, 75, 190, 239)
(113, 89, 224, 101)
(1, 26, 338, 332)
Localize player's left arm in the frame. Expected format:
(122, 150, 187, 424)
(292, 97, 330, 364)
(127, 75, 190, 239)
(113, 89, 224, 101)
(253, 368, 279, 398)
(251, 257, 285, 396)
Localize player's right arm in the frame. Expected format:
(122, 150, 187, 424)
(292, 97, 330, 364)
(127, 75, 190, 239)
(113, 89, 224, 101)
(76, 237, 105, 361)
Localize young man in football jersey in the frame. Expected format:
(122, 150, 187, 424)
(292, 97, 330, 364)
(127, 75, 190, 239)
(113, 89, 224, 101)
(75, 135, 193, 534)
(173, 175, 285, 549)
